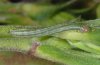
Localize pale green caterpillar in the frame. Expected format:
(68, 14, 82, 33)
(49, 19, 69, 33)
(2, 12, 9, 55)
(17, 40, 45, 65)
(10, 18, 83, 37)
(10, 19, 100, 37)
(10, 25, 83, 37)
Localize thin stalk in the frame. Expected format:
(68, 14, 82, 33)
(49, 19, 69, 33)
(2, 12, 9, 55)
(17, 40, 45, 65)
(68, 40, 100, 54)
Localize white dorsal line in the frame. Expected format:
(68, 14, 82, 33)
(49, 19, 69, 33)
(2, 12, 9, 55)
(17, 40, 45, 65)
(10, 18, 83, 37)
(10, 26, 83, 37)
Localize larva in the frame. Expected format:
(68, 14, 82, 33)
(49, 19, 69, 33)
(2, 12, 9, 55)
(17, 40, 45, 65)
(10, 25, 84, 37)
(10, 18, 83, 37)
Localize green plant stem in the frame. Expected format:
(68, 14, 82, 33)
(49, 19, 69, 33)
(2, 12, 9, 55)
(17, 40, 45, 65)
(34, 45, 100, 65)
(0, 33, 100, 65)
(54, 29, 100, 45)
(0, 38, 33, 53)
